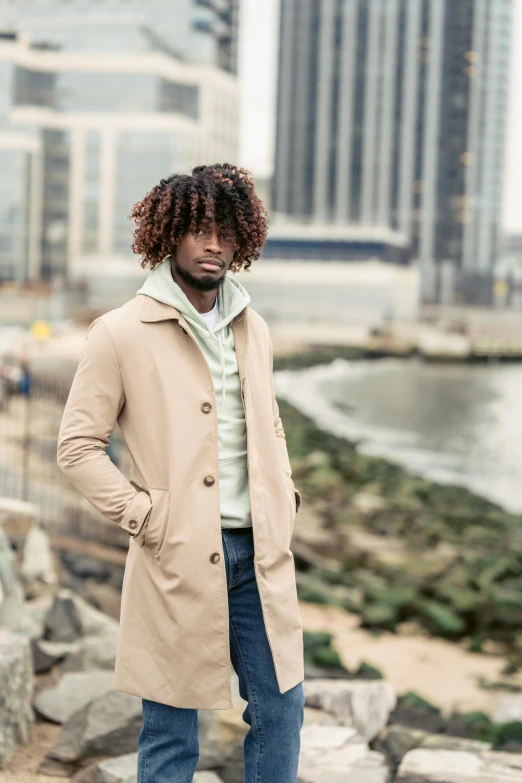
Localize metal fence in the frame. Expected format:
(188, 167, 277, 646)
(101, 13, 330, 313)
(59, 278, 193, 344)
(0, 365, 132, 550)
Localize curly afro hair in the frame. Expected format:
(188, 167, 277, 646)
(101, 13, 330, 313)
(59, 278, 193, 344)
(129, 163, 269, 273)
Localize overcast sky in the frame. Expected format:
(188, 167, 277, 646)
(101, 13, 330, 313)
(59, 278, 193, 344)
(238, 0, 522, 234)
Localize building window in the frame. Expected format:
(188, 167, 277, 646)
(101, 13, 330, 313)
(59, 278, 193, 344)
(159, 80, 199, 120)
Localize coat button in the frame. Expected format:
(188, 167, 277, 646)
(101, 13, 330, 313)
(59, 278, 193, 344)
(210, 552, 221, 564)
(204, 475, 215, 486)
(129, 519, 138, 529)
(201, 402, 212, 413)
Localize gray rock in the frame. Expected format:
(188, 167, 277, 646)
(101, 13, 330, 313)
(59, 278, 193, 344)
(60, 633, 118, 673)
(61, 552, 111, 582)
(37, 638, 83, 657)
(0, 525, 36, 636)
(298, 723, 390, 783)
(94, 752, 137, 783)
(0, 630, 34, 768)
(31, 638, 66, 674)
(43, 595, 83, 642)
(492, 693, 522, 724)
(197, 708, 242, 769)
(0, 496, 38, 539)
(48, 689, 142, 763)
(303, 679, 396, 741)
(373, 725, 427, 768)
(34, 671, 115, 723)
(24, 593, 55, 637)
(421, 734, 492, 753)
(397, 748, 522, 782)
(94, 752, 224, 783)
(374, 726, 492, 769)
(47, 588, 120, 638)
(21, 526, 58, 586)
(42, 588, 119, 672)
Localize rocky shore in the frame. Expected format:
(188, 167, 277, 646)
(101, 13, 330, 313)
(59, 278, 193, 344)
(2, 345, 522, 779)
(2, 462, 522, 781)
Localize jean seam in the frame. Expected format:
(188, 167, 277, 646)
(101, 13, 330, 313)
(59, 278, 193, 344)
(229, 616, 263, 783)
(142, 699, 158, 783)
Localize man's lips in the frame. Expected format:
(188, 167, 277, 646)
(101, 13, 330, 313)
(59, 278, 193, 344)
(198, 258, 223, 271)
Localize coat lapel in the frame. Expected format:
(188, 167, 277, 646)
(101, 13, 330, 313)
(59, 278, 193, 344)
(139, 293, 248, 380)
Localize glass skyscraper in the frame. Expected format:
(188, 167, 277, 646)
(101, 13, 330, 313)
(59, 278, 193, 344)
(272, 0, 512, 305)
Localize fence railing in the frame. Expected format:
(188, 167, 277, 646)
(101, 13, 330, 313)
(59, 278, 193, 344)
(0, 366, 132, 551)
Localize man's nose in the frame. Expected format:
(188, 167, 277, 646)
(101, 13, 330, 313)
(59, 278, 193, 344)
(204, 228, 222, 252)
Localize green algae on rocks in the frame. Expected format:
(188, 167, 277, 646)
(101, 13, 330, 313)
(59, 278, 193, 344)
(279, 394, 522, 666)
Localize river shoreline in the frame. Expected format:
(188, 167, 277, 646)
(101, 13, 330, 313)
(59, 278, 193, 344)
(273, 352, 522, 516)
(274, 351, 522, 688)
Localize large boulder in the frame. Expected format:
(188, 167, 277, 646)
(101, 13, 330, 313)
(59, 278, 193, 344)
(47, 690, 143, 763)
(297, 723, 390, 783)
(45, 588, 119, 638)
(0, 630, 34, 767)
(42, 588, 119, 672)
(303, 679, 396, 741)
(397, 748, 522, 782)
(34, 671, 115, 723)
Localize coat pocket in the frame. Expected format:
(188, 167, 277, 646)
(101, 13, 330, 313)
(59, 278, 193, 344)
(282, 470, 297, 544)
(141, 487, 170, 556)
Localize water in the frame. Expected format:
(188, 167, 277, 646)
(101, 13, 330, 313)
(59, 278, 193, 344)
(275, 357, 522, 515)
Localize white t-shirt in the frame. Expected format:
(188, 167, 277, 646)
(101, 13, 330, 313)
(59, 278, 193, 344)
(200, 293, 220, 331)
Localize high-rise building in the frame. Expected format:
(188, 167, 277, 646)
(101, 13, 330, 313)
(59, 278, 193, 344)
(272, 0, 512, 305)
(1, 0, 240, 74)
(0, 2, 240, 283)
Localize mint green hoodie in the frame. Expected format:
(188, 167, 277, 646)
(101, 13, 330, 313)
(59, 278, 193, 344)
(136, 256, 253, 529)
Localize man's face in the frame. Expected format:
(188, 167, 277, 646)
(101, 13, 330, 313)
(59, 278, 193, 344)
(171, 220, 236, 292)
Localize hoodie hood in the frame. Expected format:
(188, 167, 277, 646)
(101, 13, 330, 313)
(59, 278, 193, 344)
(136, 255, 251, 413)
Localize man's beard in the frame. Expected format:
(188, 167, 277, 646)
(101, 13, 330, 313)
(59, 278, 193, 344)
(171, 255, 225, 292)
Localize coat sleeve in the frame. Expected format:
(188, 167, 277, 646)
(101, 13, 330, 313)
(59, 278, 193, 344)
(268, 332, 302, 513)
(57, 317, 152, 539)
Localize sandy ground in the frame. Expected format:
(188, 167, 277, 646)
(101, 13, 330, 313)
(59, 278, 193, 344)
(2, 721, 65, 783)
(299, 601, 522, 716)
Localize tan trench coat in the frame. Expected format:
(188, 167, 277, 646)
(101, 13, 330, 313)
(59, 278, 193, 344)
(57, 293, 304, 709)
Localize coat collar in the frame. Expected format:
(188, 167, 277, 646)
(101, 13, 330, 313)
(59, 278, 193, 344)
(139, 293, 249, 380)
(139, 294, 246, 324)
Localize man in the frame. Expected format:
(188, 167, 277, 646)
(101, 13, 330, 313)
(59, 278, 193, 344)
(57, 163, 305, 782)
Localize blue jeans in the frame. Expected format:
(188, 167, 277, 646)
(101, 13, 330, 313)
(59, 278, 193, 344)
(137, 526, 305, 783)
